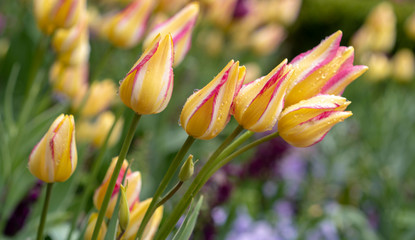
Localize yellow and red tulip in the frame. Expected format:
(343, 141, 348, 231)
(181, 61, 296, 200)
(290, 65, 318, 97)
(278, 95, 352, 148)
(84, 213, 107, 240)
(93, 158, 142, 219)
(34, 0, 85, 34)
(58, 40, 90, 66)
(180, 60, 246, 140)
(233, 60, 293, 132)
(28, 114, 77, 183)
(100, 0, 153, 48)
(119, 34, 174, 115)
(52, 15, 88, 53)
(143, 2, 199, 66)
(123, 198, 163, 240)
(285, 30, 368, 107)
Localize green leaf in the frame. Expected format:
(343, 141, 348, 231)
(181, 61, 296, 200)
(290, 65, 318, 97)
(172, 196, 204, 240)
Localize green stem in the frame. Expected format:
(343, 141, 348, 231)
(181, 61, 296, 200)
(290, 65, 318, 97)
(65, 110, 123, 240)
(156, 181, 183, 208)
(37, 183, 54, 240)
(135, 136, 196, 240)
(155, 131, 279, 240)
(90, 113, 141, 240)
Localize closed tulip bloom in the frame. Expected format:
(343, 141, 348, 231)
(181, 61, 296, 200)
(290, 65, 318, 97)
(100, 0, 153, 48)
(143, 2, 199, 66)
(58, 39, 90, 66)
(76, 111, 124, 148)
(233, 60, 293, 132)
(119, 34, 174, 115)
(180, 60, 246, 140)
(93, 158, 142, 219)
(34, 0, 85, 34)
(84, 213, 107, 240)
(278, 95, 352, 148)
(285, 31, 367, 107)
(73, 79, 117, 117)
(49, 61, 88, 100)
(123, 198, 163, 240)
(52, 16, 88, 53)
(28, 114, 77, 182)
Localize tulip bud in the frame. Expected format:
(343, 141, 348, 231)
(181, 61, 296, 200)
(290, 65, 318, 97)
(58, 40, 90, 66)
(179, 155, 195, 182)
(73, 79, 117, 117)
(363, 52, 391, 82)
(180, 60, 246, 140)
(49, 61, 88, 100)
(84, 213, 107, 240)
(119, 185, 130, 232)
(123, 199, 163, 240)
(392, 48, 415, 83)
(52, 15, 88, 53)
(250, 24, 286, 56)
(119, 34, 174, 115)
(76, 111, 124, 148)
(28, 114, 77, 182)
(405, 12, 415, 41)
(278, 95, 352, 148)
(100, 0, 153, 48)
(93, 158, 141, 218)
(286, 31, 367, 107)
(233, 60, 293, 132)
(34, 0, 86, 35)
(143, 2, 199, 66)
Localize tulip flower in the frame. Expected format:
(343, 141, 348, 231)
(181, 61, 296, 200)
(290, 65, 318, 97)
(123, 198, 163, 240)
(285, 30, 368, 107)
(392, 48, 414, 83)
(119, 34, 174, 115)
(49, 61, 88, 100)
(58, 40, 90, 66)
(100, 0, 153, 48)
(73, 79, 117, 117)
(84, 213, 107, 240)
(34, 0, 85, 34)
(233, 59, 293, 132)
(93, 158, 142, 219)
(278, 95, 352, 148)
(180, 60, 246, 140)
(52, 15, 88, 53)
(143, 2, 199, 66)
(28, 114, 77, 182)
(77, 111, 124, 148)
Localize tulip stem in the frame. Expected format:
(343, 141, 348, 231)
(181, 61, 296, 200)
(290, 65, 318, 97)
(90, 113, 141, 240)
(37, 183, 53, 240)
(134, 135, 195, 240)
(155, 131, 279, 240)
(156, 181, 183, 208)
(65, 109, 123, 240)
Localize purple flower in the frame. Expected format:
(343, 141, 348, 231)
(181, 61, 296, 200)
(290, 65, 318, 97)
(3, 181, 43, 236)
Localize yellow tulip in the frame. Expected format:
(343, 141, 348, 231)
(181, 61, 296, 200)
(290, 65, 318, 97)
(143, 2, 199, 66)
(180, 60, 246, 140)
(93, 158, 142, 219)
(285, 30, 367, 107)
(119, 34, 174, 115)
(278, 95, 352, 148)
(49, 61, 88, 100)
(28, 114, 77, 182)
(52, 14, 88, 53)
(392, 48, 415, 83)
(73, 79, 117, 117)
(233, 60, 293, 132)
(84, 213, 107, 240)
(57, 40, 90, 66)
(76, 111, 124, 148)
(100, 0, 153, 48)
(33, 0, 85, 34)
(122, 199, 163, 240)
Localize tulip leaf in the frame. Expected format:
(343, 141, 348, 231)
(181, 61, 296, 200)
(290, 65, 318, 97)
(172, 195, 204, 240)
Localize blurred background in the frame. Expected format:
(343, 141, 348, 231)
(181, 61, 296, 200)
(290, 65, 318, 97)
(1, 0, 415, 239)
